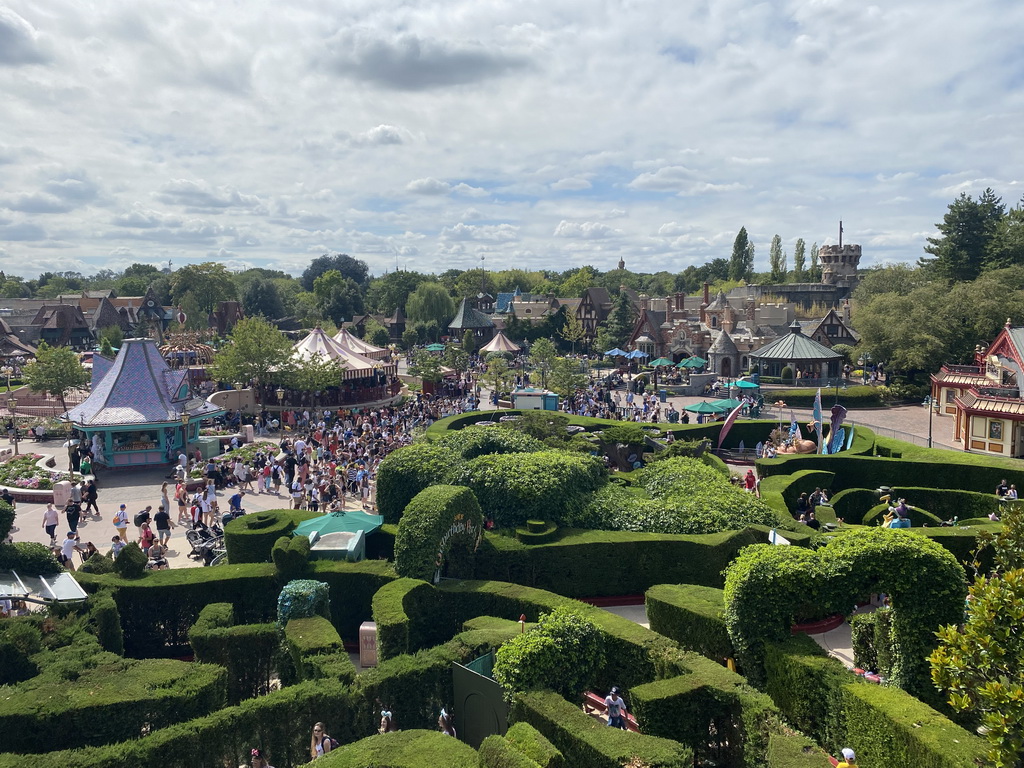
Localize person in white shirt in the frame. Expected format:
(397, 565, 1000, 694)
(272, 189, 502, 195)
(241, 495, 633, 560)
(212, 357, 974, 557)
(58, 532, 84, 571)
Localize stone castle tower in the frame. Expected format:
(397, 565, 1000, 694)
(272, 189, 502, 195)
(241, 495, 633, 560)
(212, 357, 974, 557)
(819, 244, 861, 290)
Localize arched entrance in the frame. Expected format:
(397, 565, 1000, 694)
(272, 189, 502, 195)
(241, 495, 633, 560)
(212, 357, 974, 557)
(720, 358, 732, 378)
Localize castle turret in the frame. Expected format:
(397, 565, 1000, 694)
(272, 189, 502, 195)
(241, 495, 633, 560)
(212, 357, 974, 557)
(819, 244, 861, 289)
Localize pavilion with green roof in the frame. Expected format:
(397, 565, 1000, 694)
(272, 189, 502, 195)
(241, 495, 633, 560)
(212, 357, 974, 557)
(448, 298, 495, 344)
(750, 320, 842, 382)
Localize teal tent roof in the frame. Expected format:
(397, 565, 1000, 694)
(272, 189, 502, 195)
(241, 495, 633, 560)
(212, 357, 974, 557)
(293, 510, 383, 539)
(448, 298, 494, 331)
(750, 321, 841, 362)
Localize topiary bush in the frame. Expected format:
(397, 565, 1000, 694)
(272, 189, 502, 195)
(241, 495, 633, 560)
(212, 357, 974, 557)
(277, 579, 330, 627)
(224, 509, 318, 564)
(453, 451, 606, 529)
(0, 541, 60, 575)
(375, 444, 462, 523)
(504, 721, 564, 768)
(394, 485, 483, 582)
(272, 534, 311, 579)
(315, 729, 480, 767)
(112, 541, 147, 579)
(435, 426, 546, 460)
(79, 553, 115, 575)
(599, 423, 647, 446)
(0, 621, 41, 685)
(0, 500, 14, 541)
(645, 584, 734, 663)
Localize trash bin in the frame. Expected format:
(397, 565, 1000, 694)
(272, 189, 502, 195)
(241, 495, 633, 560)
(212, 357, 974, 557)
(658, 390, 668, 403)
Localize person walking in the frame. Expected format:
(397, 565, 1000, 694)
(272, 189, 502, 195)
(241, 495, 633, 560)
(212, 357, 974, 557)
(42, 502, 59, 545)
(604, 687, 628, 729)
(83, 479, 100, 518)
(113, 504, 129, 542)
(64, 499, 81, 535)
(153, 505, 175, 546)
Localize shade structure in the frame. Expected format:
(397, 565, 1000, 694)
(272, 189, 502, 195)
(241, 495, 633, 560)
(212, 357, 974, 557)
(677, 357, 707, 368)
(480, 331, 521, 354)
(649, 357, 675, 367)
(425, 343, 446, 352)
(711, 398, 743, 410)
(293, 510, 384, 539)
(604, 348, 628, 356)
(732, 379, 760, 389)
(684, 401, 723, 414)
(293, 327, 397, 379)
(333, 328, 388, 359)
(627, 349, 649, 359)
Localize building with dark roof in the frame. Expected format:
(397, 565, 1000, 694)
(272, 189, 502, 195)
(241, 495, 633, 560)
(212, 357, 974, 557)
(448, 298, 495, 342)
(750, 321, 842, 382)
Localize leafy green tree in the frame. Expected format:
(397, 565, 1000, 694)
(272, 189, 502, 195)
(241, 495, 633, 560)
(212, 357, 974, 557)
(301, 253, 369, 291)
(792, 238, 806, 281)
(548, 357, 586, 402)
(241, 278, 285, 319)
(602, 292, 635, 350)
(97, 325, 123, 352)
(405, 283, 455, 336)
(559, 308, 585, 353)
(313, 270, 364, 325)
(986, 201, 1024, 272)
(208, 317, 294, 389)
(22, 342, 90, 413)
(462, 329, 476, 355)
(768, 234, 786, 283)
(444, 344, 470, 374)
(287, 354, 344, 403)
(171, 262, 237, 314)
(922, 189, 1005, 282)
(559, 266, 599, 298)
(408, 349, 443, 384)
(729, 227, 754, 282)
(529, 337, 557, 388)
(400, 328, 419, 350)
(809, 242, 821, 282)
(932, 502, 1024, 768)
(365, 271, 431, 315)
(481, 356, 514, 406)
(363, 318, 391, 348)
(453, 268, 497, 299)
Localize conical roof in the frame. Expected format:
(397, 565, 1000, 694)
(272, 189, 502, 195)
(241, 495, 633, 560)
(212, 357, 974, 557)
(293, 327, 397, 379)
(448, 298, 494, 330)
(750, 321, 841, 362)
(706, 291, 729, 311)
(709, 328, 739, 356)
(480, 331, 520, 354)
(333, 327, 389, 359)
(65, 338, 221, 427)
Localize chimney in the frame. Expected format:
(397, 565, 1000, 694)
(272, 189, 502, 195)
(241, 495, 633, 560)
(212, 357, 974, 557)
(746, 299, 755, 324)
(723, 305, 735, 333)
(703, 282, 710, 305)
(842, 299, 851, 325)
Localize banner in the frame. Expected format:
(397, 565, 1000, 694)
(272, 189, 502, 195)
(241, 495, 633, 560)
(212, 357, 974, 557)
(717, 403, 746, 450)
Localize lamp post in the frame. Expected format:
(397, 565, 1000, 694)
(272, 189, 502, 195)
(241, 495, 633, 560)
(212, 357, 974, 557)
(6, 397, 17, 456)
(0, 364, 13, 393)
(181, 411, 190, 455)
(63, 419, 74, 473)
(924, 394, 939, 449)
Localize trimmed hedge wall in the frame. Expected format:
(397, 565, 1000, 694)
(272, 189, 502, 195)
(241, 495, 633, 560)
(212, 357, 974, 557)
(317, 729, 480, 767)
(394, 485, 483, 581)
(284, 615, 355, 684)
(475, 528, 760, 598)
(766, 733, 832, 767)
(762, 386, 883, 408)
(503, 721, 564, 768)
(510, 689, 692, 768)
(479, 734, 544, 768)
(188, 603, 279, 703)
(645, 584, 734, 662)
(223, 509, 319, 564)
(375, 443, 462, 523)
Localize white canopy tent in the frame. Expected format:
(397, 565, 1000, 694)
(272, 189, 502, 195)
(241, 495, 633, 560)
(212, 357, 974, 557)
(292, 327, 396, 379)
(479, 331, 521, 354)
(333, 327, 389, 360)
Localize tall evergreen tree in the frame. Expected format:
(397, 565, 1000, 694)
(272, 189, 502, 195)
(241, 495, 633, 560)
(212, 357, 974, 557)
(793, 238, 806, 280)
(809, 242, 821, 281)
(921, 188, 1004, 282)
(602, 293, 635, 349)
(768, 235, 787, 283)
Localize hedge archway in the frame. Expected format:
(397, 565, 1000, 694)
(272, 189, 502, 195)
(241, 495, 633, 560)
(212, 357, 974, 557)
(394, 485, 484, 583)
(724, 528, 966, 697)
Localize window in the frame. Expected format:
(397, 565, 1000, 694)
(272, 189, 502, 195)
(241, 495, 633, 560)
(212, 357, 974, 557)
(945, 388, 956, 404)
(972, 417, 986, 438)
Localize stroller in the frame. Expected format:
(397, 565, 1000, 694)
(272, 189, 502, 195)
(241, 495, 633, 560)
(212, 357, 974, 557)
(186, 521, 224, 562)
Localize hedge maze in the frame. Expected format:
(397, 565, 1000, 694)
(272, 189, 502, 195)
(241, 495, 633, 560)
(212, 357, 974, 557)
(2, 415, 1017, 766)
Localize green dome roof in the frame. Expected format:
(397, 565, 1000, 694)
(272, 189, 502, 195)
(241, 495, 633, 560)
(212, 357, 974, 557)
(750, 321, 841, 362)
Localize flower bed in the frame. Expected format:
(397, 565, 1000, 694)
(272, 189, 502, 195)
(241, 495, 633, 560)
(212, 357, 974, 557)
(0, 454, 70, 490)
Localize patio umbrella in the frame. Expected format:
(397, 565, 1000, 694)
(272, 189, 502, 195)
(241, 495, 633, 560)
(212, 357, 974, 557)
(677, 357, 705, 368)
(604, 348, 628, 356)
(627, 349, 650, 359)
(425, 343, 446, 352)
(711, 398, 743, 410)
(649, 357, 675, 367)
(683, 401, 722, 414)
(293, 510, 384, 539)
(731, 379, 760, 389)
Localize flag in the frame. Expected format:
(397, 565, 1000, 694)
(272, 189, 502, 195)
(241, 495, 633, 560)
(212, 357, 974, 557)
(717, 403, 746, 450)
(812, 388, 823, 454)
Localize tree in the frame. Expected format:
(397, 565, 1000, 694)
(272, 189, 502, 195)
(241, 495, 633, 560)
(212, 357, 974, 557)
(559, 309, 585, 353)
(312, 270, 364, 325)
(365, 271, 431, 315)
(171, 262, 237, 314)
(809, 242, 821, 282)
(22, 342, 90, 413)
(241, 278, 285, 319)
(729, 227, 754, 282)
(444, 344, 469, 374)
(931, 502, 1024, 768)
(462, 329, 476, 355)
(400, 328, 419, 350)
(548, 357, 586, 403)
(301, 253, 369, 292)
(559, 266, 599, 299)
(408, 349, 443, 384)
(602, 293, 635, 350)
(287, 354, 344, 403)
(208, 317, 294, 389)
(405, 283, 455, 336)
(986, 200, 1024, 271)
(922, 189, 1005, 283)
(96, 325, 123, 353)
(768, 234, 787, 283)
(481, 356, 514, 407)
(363, 318, 391, 349)
(793, 238, 806, 281)
(529, 337, 557, 389)
(453, 268, 497, 299)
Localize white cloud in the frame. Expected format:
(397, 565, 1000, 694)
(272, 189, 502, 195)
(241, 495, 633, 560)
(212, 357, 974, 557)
(441, 223, 519, 242)
(550, 176, 592, 191)
(627, 166, 695, 191)
(0, 7, 48, 66)
(553, 221, 621, 239)
(406, 177, 451, 195)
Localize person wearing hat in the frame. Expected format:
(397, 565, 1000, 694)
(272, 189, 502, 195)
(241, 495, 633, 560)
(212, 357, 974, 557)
(837, 747, 857, 767)
(604, 686, 628, 729)
(113, 504, 130, 541)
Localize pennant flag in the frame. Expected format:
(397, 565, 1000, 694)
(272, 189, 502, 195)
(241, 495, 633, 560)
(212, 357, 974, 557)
(717, 403, 746, 450)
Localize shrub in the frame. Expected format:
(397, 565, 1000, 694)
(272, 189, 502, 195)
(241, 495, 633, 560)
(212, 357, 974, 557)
(435, 426, 545, 459)
(781, 366, 794, 384)
(271, 534, 311, 579)
(112, 541, 147, 579)
(277, 579, 330, 626)
(79, 552, 115, 575)
(284, 616, 354, 684)
(394, 486, 484, 581)
(224, 509, 318, 564)
(0, 621, 41, 684)
(453, 451, 606, 529)
(316, 729, 480, 767)
(510, 689, 691, 768)
(188, 603, 279, 703)
(0, 541, 60, 575)
(479, 734, 544, 768)
(494, 607, 605, 700)
(375, 444, 461, 523)
(645, 584, 734, 662)
(503, 721, 564, 768)
(0, 500, 14, 540)
(599, 423, 647, 446)
(87, 590, 123, 655)
(766, 733, 833, 767)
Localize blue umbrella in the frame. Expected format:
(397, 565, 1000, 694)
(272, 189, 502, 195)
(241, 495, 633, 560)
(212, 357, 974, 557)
(627, 350, 650, 359)
(605, 348, 627, 356)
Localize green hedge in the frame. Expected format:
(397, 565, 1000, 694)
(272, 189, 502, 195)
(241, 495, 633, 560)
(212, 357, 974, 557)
(375, 444, 463, 523)
(372, 578, 447, 660)
(503, 721, 564, 768)
(284, 615, 355, 684)
(394, 485, 483, 581)
(763, 386, 883, 408)
(0, 541, 61, 575)
(0, 638, 227, 753)
(758, 470, 836, 520)
(763, 635, 846, 745)
(223, 509, 319, 564)
(476, 528, 760, 598)
(479, 734, 543, 768)
(766, 733, 833, 767)
(188, 603, 279, 703)
(510, 690, 692, 768)
(645, 584, 734, 662)
(316, 729, 480, 767)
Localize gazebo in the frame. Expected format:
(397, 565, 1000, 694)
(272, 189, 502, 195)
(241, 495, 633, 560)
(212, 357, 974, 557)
(63, 338, 223, 468)
(448, 298, 495, 343)
(480, 331, 520, 355)
(750, 321, 842, 383)
(281, 327, 399, 408)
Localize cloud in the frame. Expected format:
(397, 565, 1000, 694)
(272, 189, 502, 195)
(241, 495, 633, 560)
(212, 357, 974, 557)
(321, 30, 528, 90)
(155, 180, 262, 210)
(657, 221, 691, 237)
(553, 221, 621, 239)
(0, 222, 46, 241)
(551, 176, 592, 191)
(352, 124, 409, 146)
(4, 193, 73, 214)
(627, 166, 695, 191)
(406, 177, 451, 195)
(441, 223, 519, 242)
(0, 7, 48, 66)
(112, 205, 183, 229)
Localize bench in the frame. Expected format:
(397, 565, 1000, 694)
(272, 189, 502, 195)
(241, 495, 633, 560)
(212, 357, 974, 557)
(582, 691, 639, 733)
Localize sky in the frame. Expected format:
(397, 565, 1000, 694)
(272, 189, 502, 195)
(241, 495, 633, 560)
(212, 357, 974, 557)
(1, 0, 1023, 281)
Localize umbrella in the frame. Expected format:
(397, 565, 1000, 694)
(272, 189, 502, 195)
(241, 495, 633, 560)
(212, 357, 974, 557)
(731, 379, 760, 389)
(677, 357, 706, 368)
(711, 398, 743, 410)
(425, 343, 446, 352)
(627, 350, 650, 359)
(683, 401, 723, 414)
(604, 348, 628, 356)
(649, 357, 675, 367)
(293, 510, 384, 539)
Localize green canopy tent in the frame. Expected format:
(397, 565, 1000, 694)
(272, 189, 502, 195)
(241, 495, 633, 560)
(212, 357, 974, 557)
(649, 357, 675, 367)
(711, 398, 743, 411)
(425, 343, 446, 352)
(731, 379, 760, 389)
(683, 401, 723, 414)
(293, 510, 384, 561)
(677, 357, 707, 369)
